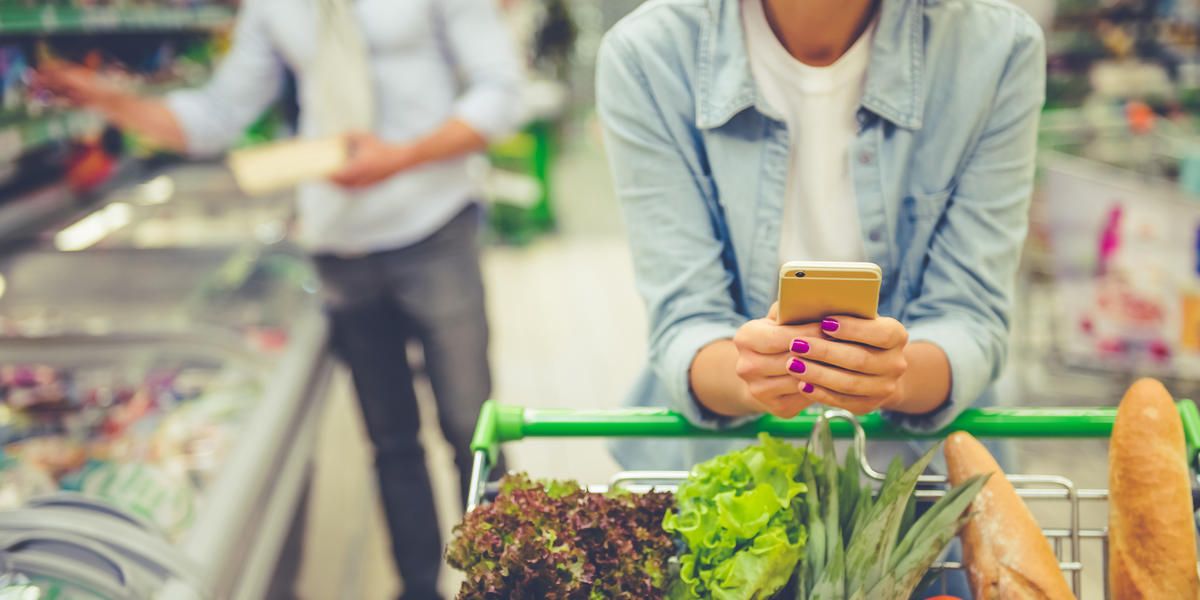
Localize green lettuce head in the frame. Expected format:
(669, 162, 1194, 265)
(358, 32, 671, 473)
(664, 433, 811, 599)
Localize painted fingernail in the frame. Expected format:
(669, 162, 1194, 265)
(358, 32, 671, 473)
(821, 318, 840, 332)
(791, 338, 810, 354)
(787, 358, 807, 374)
(801, 382, 815, 394)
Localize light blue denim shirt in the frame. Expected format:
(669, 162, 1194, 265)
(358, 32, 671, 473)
(167, 0, 522, 254)
(597, 0, 1045, 469)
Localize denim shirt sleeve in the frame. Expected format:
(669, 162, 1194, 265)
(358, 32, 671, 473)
(887, 17, 1046, 432)
(595, 31, 748, 428)
(437, 0, 525, 140)
(164, 2, 284, 157)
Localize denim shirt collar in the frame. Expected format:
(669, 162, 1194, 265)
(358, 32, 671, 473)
(696, 0, 926, 130)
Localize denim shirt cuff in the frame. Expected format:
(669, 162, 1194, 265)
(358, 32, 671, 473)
(881, 317, 990, 433)
(661, 319, 753, 429)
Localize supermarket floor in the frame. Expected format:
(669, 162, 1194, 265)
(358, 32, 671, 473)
(292, 120, 1116, 599)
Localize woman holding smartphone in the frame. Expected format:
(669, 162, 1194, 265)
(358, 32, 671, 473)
(597, 0, 1044, 469)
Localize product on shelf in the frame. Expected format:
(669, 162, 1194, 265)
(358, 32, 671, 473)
(0, 360, 259, 538)
(3, 435, 86, 477)
(1108, 378, 1200, 599)
(0, 572, 107, 600)
(0, 29, 224, 171)
(0, 44, 34, 120)
(945, 432, 1075, 599)
(0, 458, 56, 510)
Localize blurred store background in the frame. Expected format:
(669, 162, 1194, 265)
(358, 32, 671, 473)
(0, 0, 1197, 598)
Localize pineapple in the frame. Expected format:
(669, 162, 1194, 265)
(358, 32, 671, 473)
(794, 423, 987, 600)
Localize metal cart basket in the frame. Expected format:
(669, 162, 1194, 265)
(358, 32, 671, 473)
(466, 400, 1200, 599)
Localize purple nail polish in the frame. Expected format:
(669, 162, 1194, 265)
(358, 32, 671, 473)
(787, 358, 806, 374)
(791, 339, 810, 354)
(821, 318, 840, 332)
(801, 382, 815, 394)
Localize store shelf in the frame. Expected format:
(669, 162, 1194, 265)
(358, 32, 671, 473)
(0, 158, 142, 246)
(0, 182, 332, 594)
(0, 5, 234, 35)
(0, 110, 104, 163)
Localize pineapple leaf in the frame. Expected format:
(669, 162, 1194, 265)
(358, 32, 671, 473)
(820, 429, 841, 569)
(899, 491, 918, 542)
(889, 473, 987, 571)
(837, 443, 861, 543)
(810, 564, 846, 600)
(845, 447, 938, 595)
(794, 564, 808, 600)
(801, 457, 825, 587)
(870, 511, 972, 600)
(889, 474, 989, 577)
(861, 474, 988, 600)
(849, 490, 871, 547)
(821, 435, 845, 599)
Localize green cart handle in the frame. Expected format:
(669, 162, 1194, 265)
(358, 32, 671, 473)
(470, 399, 1200, 467)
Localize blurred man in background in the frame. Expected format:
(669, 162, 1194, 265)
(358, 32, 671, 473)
(37, 1, 523, 598)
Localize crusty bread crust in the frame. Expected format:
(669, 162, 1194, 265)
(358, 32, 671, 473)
(1109, 378, 1200, 600)
(945, 431, 1075, 600)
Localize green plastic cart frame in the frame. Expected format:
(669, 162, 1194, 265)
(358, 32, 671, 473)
(465, 399, 1200, 598)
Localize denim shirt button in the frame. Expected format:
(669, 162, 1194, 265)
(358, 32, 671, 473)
(858, 151, 874, 166)
(868, 228, 883, 242)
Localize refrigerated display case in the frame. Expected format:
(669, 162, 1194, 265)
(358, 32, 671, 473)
(0, 162, 332, 599)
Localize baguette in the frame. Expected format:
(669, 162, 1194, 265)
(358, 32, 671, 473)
(945, 431, 1075, 599)
(1109, 378, 1200, 599)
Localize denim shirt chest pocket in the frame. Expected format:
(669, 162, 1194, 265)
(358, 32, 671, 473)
(895, 186, 954, 299)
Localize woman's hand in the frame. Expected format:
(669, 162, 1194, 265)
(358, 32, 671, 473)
(731, 304, 824, 418)
(785, 315, 909, 415)
(732, 305, 910, 418)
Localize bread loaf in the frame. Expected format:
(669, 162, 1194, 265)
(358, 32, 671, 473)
(227, 137, 347, 196)
(1109, 378, 1200, 599)
(945, 431, 1075, 599)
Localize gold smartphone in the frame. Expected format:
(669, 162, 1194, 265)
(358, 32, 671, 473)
(777, 261, 882, 325)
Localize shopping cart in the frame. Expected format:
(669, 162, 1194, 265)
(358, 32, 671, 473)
(465, 400, 1200, 599)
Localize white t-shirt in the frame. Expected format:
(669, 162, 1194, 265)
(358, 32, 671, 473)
(741, 0, 873, 265)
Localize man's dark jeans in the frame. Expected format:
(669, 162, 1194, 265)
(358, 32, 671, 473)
(315, 204, 496, 600)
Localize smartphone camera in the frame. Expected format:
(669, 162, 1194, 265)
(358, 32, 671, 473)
(793, 271, 806, 278)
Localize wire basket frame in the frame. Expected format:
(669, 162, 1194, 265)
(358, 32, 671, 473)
(465, 401, 1200, 600)
(604, 410, 1106, 598)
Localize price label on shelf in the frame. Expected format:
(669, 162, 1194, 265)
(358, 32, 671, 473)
(1, 5, 233, 34)
(38, 5, 58, 31)
(82, 8, 121, 31)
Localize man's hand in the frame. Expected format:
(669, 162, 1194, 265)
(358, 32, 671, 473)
(784, 315, 909, 415)
(32, 60, 187, 151)
(329, 133, 419, 189)
(33, 61, 121, 108)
